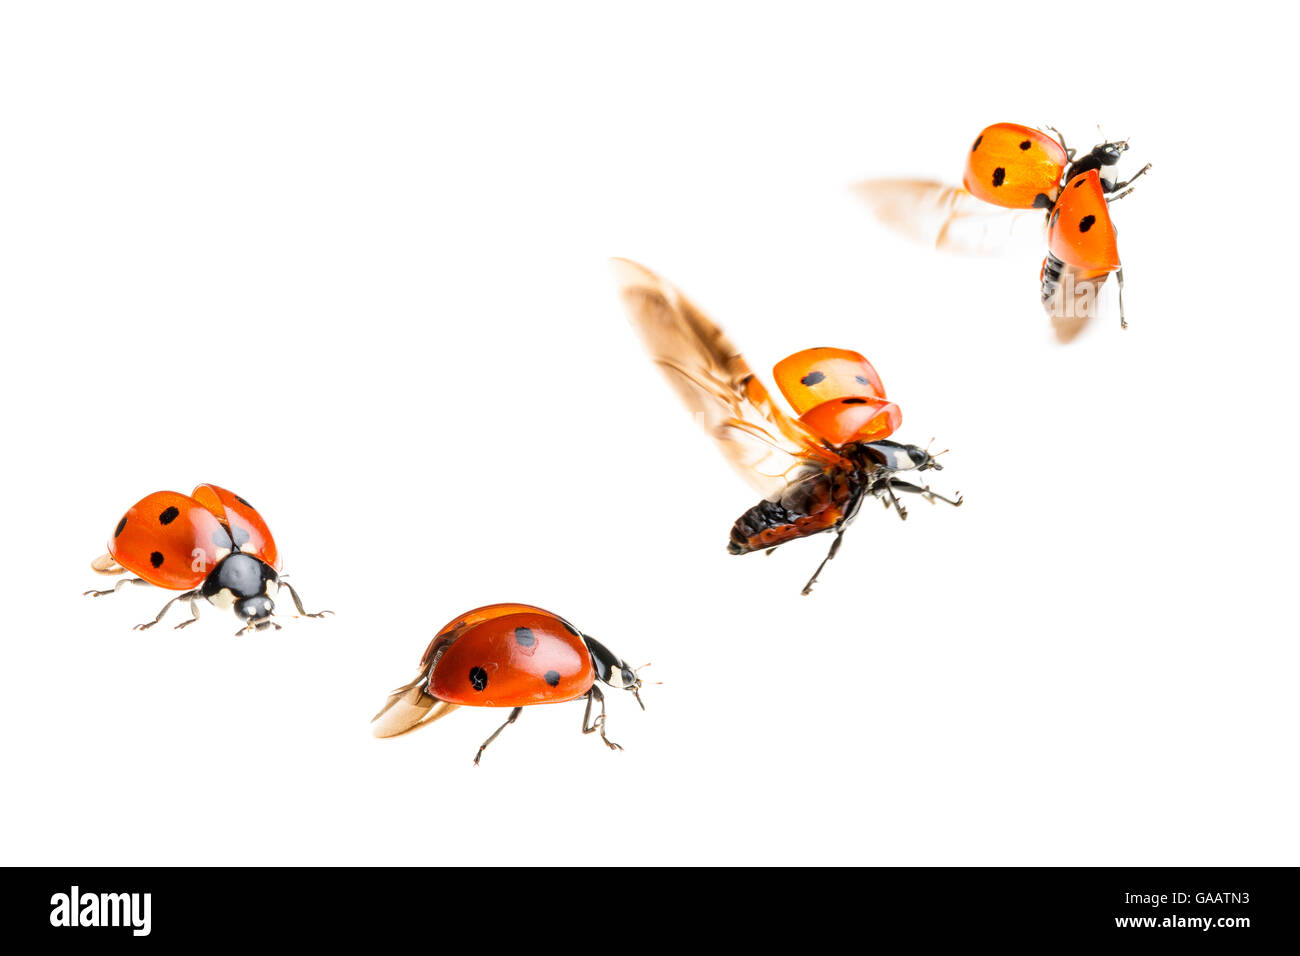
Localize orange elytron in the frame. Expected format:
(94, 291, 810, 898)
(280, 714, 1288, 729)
(964, 122, 1068, 210)
(614, 259, 961, 595)
(371, 604, 645, 764)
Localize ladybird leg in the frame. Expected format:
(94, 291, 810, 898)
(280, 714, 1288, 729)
(236, 620, 283, 636)
(83, 577, 150, 598)
(173, 596, 202, 630)
(1116, 267, 1128, 330)
(582, 686, 623, 752)
(880, 480, 909, 520)
(1107, 163, 1151, 195)
(278, 580, 333, 619)
(801, 529, 846, 596)
(1045, 125, 1076, 161)
(889, 480, 964, 507)
(473, 707, 523, 766)
(133, 589, 201, 631)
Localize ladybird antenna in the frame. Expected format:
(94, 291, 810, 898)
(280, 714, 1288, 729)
(924, 437, 950, 461)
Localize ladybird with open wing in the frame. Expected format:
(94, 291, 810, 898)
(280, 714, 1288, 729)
(612, 259, 961, 595)
(857, 122, 1150, 340)
(371, 604, 645, 765)
(85, 484, 331, 635)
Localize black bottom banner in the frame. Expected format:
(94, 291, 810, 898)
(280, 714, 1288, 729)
(9, 866, 1295, 945)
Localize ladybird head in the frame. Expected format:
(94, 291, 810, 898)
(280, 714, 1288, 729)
(1090, 139, 1129, 166)
(862, 439, 943, 472)
(234, 593, 276, 628)
(899, 442, 942, 471)
(583, 634, 646, 710)
(201, 552, 282, 632)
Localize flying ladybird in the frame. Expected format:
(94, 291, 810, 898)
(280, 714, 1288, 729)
(85, 483, 330, 635)
(857, 122, 1150, 339)
(613, 258, 962, 595)
(371, 604, 645, 765)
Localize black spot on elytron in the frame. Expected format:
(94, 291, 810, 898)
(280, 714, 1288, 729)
(468, 666, 488, 691)
(114, 516, 128, 538)
(559, 619, 581, 638)
(1079, 215, 1096, 233)
(230, 525, 250, 547)
(1033, 192, 1052, 209)
(150, 551, 164, 568)
(855, 375, 870, 385)
(544, 670, 561, 687)
(234, 496, 252, 508)
(1074, 177, 1086, 188)
(1019, 140, 1031, 150)
(800, 370, 825, 386)
(991, 167, 1006, 187)
(971, 134, 982, 152)
(841, 398, 868, 405)
(514, 626, 536, 647)
(159, 506, 180, 525)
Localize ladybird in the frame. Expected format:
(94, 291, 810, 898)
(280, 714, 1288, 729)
(858, 123, 1150, 338)
(371, 604, 645, 764)
(614, 259, 961, 595)
(85, 484, 330, 635)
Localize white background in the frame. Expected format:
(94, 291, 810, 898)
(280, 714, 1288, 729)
(1, 1, 1295, 866)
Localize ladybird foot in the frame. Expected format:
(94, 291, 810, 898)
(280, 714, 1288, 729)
(132, 621, 159, 631)
(602, 739, 624, 752)
(296, 610, 334, 619)
(83, 588, 112, 598)
(174, 619, 197, 630)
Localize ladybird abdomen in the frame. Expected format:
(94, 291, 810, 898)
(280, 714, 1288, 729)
(727, 470, 855, 555)
(1040, 252, 1065, 304)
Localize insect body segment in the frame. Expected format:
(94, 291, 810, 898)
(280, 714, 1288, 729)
(371, 604, 644, 765)
(85, 484, 329, 635)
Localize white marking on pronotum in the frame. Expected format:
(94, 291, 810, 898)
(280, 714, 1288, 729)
(49, 885, 151, 937)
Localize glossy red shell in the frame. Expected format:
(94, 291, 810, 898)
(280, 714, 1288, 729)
(191, 484, 280, 570)
(424, 606, 594, 707)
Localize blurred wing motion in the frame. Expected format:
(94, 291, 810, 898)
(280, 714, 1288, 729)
(612, 258, 844, 498)
(371, 674, 460, 737)
(854, 179, 1047, 256)
(1044, 266, 1109, 345)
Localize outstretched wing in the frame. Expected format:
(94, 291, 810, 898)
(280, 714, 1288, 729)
(854, 179, 1047, 256)
(612, 258, 844, 498)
